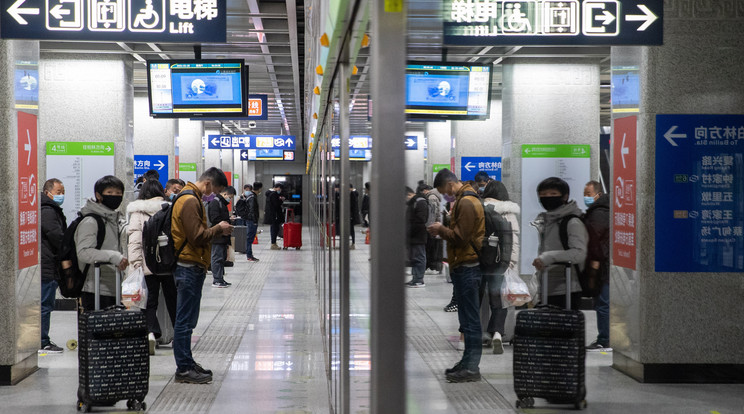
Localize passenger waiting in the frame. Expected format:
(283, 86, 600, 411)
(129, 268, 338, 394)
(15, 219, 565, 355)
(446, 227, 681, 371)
(265, 182, 285, 250)
(40, 178, 67, 354)
(164, 178, 184, 201)
(208, 186, 237, 288)
(583, 180, 612, 351)
(405, 186, 428, 288)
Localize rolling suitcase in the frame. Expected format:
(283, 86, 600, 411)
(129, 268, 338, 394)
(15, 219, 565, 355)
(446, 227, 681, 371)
(77, 263, 149, 412)
(283, 208, 302, 250)
(233, 225, 247, 253)
(513, 262, 587, 410)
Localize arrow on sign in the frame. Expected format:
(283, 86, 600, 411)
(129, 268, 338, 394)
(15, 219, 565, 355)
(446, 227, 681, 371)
(105, 145, 112, 152)
(620, 133, 629, 169)
(49, 4, 71, 20)
(405, 138, 416, 148)
(464, 161, 475, 172)
(595, 10, 616, 26)
(154, 160, 165, 170)
(286, 138, 294, 147)
(7, 0, 40, 25)
(211, 137, 220, 147)
(626, 4, 658, 31)
(664, 125, 687, 147)
(24, 129, 32, 166)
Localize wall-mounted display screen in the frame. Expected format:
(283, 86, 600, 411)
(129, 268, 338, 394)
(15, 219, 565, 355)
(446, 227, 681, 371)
(611, 66, 640, 114)
(147, 59, 248, 118)
(405, 63, 492, 120)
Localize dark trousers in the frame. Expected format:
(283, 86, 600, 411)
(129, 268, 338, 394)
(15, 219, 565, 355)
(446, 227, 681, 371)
(270, 223, 281, 244)
(143, 273, 177, 339)
(479, 273, 508, 335)
(408, 244, 426, 283)
(245, 220, 258, 258)
(451, 265, 482, 371)
(595, 282, 610, 345)
(173, 265, 206, 372)
(211, 243, 228, 283)
(41, 279, 57, 347)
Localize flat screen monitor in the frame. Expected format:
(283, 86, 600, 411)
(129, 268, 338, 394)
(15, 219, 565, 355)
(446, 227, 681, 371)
(611, 66, 640, 113)
(146, 59, 248, 118)
(405, 62, 492, 120)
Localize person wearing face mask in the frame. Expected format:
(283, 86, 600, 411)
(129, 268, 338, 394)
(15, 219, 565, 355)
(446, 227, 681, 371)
(165, 178, 184, 201)
(76, 175, 129, 312)
(531, 177, 588, 311)
(243, 182, 262, 262)
(233, 184, 252, 226)
(39, 178, 67, 353)
(582, 180, 611, 351)
(474, 171, 491, 195)
(208, 186, 237, 287)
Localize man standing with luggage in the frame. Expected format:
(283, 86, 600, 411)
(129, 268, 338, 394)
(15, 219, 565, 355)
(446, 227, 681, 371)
(265, 182, 285, 250)
(583, 180, 611, 351)
(40, 178, 67, 353)
(428, 168, 485, 383)
(171, 167, 233, 384)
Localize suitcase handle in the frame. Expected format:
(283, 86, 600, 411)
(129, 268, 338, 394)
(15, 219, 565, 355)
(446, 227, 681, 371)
(541, 262, 573, 310)
(93, 262, 121, 311)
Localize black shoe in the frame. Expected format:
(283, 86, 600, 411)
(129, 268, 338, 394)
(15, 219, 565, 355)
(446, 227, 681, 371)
(39, 342, 64, 354)
(445, 368, 481, 383)
(444, 361, 464, 375)
(443, 301, 458, 312)
(224, 261, 234, 267)
(223, 280, 232, 286)
(212, 281, 229, 288)
(247, 257, 260, 262)
(193, 362, 213, 376)
(175, 369, 212, 384)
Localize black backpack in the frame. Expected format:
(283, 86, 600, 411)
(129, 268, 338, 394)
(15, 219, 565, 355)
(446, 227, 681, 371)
(559, 214, 601, 297)
(463, 192, 513, 275)
(55, 213, 105, 298)
(142, 190, 196, 275)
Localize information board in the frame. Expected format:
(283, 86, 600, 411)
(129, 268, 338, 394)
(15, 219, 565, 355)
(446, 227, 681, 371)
(461, 156, 502, 181)
(655, 114, 744, 272)
(18, 112, 38, 269)
(46, 141, 115, 225)
(134, 154, 168, 188)
(433, 163, 450, 180)
(178, 162, 197, 183)
(207, 135, 296, 150)
(520, 144, 591, 274)
(613, 116, 637, 269)
(405, 136, 418, 150)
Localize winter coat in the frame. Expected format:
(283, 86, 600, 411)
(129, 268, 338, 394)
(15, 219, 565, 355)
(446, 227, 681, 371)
(234, 196, 248, 219)
(531, 200, 588, 296)
(440, 184, 485, 269)
(243, 192, 260, 222)
(584, 193, 610, 284)
(171, 182, 222, 269)
(425, 191, 442, 226)
(207, 194, 232, 245)
(126, 197, 167, 276)
(406, 194, 429, 245)
(482, 198, 521, 271)
(264, 190, 284, 225)
(336, 189, 361, 225)
(76, 198, 127, 297)
(40, 193, 67, 282)
(361, 193, 370, 217)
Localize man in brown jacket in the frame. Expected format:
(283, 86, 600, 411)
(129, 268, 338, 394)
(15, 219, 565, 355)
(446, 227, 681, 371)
(428, 168, 485, 383)
(171, 167, 233, 384)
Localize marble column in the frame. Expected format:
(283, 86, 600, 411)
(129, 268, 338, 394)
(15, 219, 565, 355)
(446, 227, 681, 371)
(610, 2, 744, 383)
(451, 99, 503, 178)
(423, 121, 451, 184)
(177, 119, 205, 178)
(133, 95, 176, 183)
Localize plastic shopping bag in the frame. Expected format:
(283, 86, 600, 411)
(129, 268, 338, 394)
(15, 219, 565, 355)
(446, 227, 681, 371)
(122, 266, 148, 310)
(501, 267, 532, 308)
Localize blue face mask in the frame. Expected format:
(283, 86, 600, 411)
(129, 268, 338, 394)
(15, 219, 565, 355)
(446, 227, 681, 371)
(52, 194, 64, 206)
(169, 193, 176, 201)
(244, 191, 251, 197)
(584, 196, 595, 207)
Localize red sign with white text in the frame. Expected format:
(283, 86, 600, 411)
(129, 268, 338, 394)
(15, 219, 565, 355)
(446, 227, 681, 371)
(18, 112, 38, 269)
(613, 116, 637, 269)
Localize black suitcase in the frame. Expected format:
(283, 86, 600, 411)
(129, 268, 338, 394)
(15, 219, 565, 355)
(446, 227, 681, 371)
(513, 263, 587, 410)
(77, 264, 149, 412)
(233, 225, 247, 253)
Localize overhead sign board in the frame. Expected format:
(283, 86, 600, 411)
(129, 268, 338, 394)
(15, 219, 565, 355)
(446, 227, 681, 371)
(134, 154, 168, 188)
(461, 156, 502, 181)
(655, 114, 744, 272)
(1, 0, 226, 42)
(240, 149, 295, 161)
(207, 135, 296, 150)
(443, 0, 662, 46)
(331, 135, 373, 150)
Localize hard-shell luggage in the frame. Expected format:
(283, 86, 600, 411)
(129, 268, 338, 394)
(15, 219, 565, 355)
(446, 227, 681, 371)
(233, 225, 247, 253)
(283, 208, 302, 250)
(77, 263, 149, 412)
(513, 263, 587, 410)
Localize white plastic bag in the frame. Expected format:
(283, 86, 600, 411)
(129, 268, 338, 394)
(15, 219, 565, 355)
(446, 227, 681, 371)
(122, 266, 148, 310)
(501, 267, 532, 308)
(525, 271, 541, 305)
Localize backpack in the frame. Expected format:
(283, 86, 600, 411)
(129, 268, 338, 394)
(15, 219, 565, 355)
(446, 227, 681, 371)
(463, 192, 513, 275)
(142, 190, 196, 275)
(55, 213, 105, 298)
(559, 214, 601, 297)
(234, 197, 248, 219)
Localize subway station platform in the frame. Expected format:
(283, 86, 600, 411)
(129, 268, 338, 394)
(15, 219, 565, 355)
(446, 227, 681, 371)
(1, 229, 742, 413)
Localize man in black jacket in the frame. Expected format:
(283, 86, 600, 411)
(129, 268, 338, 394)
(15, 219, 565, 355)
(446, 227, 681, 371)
(583, 180, 611, 351)
(40, 178, 67, 353)
(265, 183, 285, 250)
(243, 182, 262, 261)
(208, 186, 236, 287)
(406, 186, 429, 287)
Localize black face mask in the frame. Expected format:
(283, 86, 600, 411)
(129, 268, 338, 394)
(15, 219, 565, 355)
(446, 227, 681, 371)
(539, 196, 564, 211)
(101, 195, 123, 210)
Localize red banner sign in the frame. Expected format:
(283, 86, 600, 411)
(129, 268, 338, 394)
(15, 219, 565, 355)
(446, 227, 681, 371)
(18, 112, 38, 269)
(612, 116, 637, 269)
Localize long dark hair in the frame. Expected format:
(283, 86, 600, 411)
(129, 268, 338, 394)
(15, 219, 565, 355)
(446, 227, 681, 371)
(138, 179, 166, 200)
(482, 180, 510, 201)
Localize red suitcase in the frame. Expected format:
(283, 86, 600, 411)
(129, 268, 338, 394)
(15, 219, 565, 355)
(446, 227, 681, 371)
(283, 209, 302, 250)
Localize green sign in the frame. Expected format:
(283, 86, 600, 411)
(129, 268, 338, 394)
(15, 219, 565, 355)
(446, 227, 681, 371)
(521, 144, 591, 158)
(234, 173, 239, 179)
(46, 142, 114, 156)
(179, 163, 197, 172)
(433, 164, 450, 173)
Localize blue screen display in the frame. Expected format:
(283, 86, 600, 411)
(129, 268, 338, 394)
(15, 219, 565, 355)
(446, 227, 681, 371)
(172, 72, 241, 106)
(611, 67, 640, 110)
(406, 73, 469, 108)
(14, 68, 38, 108)
(405, 64, 491, 120)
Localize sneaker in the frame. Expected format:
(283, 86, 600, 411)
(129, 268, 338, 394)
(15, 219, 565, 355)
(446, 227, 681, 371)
(350, 244, 356, 250)
(456, 340, 465, 351)
(446, 368, 481, 383)
(586, 341, 612, 352)
(247, 257, 260, 262)
(193, 362, 213, 376)
(443, 302, 458, 312)
(444, 361, 464, 375)
(174, 369, 212, 384)
(224, 261, 234, 267)
(424, 268, 440, 275)
(482, 333, 493, 348)
(271, 244, 281, 250)
(39, 342, 63, 354)
(405, 281, 425, 288)
(492, 332, 504, 355)
(148, 333, 156, 355)
(212, 282, 229, 288)
(223, 280, 232, 286)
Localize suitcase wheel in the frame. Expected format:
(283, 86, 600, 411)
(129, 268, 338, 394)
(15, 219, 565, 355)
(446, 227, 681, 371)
(283, 247, 288, 250)
(77, 401, 90, 412)
(67, 339, 78, 350)
(515, 397, 534, 408)
(127, 399, 146, 411)
(575, 399, 588, 410)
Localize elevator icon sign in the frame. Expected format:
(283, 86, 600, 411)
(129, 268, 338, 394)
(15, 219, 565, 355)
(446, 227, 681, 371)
(88, 0, 125, 31)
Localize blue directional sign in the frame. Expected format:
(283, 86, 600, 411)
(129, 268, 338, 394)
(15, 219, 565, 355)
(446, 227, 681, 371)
(461, 157, 502, 181)
(240, 149, 294, 161)
(1, 0, 226, 42)
(134, 155, 168, 188)
(207, 135, 296, 150)
(331, 135, 373, 150)
(405, 135, 418, 150)
(655, 114, 744, 272)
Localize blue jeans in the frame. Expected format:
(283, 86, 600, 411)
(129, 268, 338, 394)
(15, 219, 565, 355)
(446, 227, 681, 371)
(408, 244, 426, 283)
(174, 265, 206, 372)
(211, 243, 227, 283)
(595, 282, 610, 346)
(41, 279, 57, 347)
(451, 265, 482, 371)
(245, 220, 258, 258)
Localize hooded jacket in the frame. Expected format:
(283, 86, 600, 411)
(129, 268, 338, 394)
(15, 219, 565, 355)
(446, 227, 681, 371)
(264, 189, 284, 225)
(406, 193, 429, 245)
(171, 182, 223, 269)
(425, 191, 442, 226)
(40, 192, 67, 282)
(531, 200, 588, 296)
(483, 198, 521, 271)
(76, 198, 127, 297)
(584, 193, 610, 283)
(126, 197, 167, 276)
(207, 193, 232, 245)
(441, 184, 485, 269)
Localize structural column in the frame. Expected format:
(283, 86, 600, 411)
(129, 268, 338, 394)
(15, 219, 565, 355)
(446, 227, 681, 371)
(133, 95, 177, 183)
(178, 119, 205, 179)
(451, 99, 503, 177)
(424, 121, 452, 184)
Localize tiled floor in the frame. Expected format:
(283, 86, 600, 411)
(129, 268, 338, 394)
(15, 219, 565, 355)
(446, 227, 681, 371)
(1, 227, 743, 413)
